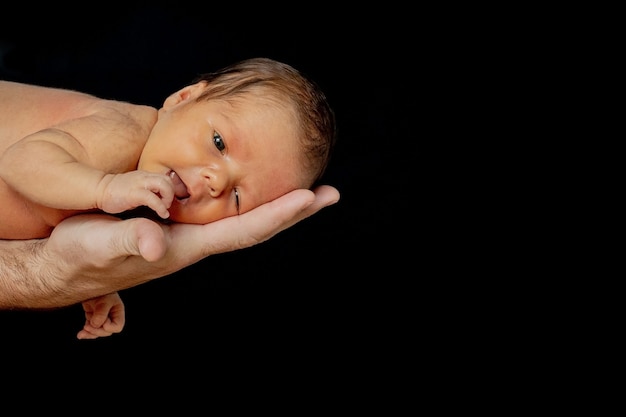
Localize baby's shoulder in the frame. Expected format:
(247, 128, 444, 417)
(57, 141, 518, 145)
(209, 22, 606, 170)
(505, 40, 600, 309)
(96, 100, 157, 132)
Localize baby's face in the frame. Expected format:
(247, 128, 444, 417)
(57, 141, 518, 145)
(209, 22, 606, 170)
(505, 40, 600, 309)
(138, 91, 304, 224)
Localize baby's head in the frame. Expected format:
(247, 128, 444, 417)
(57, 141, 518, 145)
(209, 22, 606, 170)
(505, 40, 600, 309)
(139, 57, 336, 224)
(194, 57, 336, 189)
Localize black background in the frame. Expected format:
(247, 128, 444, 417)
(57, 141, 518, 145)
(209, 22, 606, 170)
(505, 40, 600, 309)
(0, 6, 406, 372)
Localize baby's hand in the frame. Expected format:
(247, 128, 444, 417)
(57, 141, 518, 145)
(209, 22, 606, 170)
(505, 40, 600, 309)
(77, 292, 125, 339)
(97, 171, 174, 219)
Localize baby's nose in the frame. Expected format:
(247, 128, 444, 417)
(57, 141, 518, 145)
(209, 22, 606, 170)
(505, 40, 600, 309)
(201, 166, 227, 197)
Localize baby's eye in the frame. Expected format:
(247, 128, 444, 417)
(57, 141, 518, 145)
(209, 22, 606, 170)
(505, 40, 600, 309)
(213, 131, 225, 153)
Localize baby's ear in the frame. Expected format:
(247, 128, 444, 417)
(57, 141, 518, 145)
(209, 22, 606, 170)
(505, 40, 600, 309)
(162, 81, 207, 109)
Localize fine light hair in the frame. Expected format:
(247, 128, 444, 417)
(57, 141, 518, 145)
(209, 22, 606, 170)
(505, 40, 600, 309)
(193, 57, 336, 188)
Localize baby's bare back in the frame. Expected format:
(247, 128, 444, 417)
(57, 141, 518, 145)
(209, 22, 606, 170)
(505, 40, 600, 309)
(0, 81, 157, 239)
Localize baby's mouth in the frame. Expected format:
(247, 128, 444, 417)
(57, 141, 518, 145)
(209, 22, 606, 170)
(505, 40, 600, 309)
(169, 170, 190, 203)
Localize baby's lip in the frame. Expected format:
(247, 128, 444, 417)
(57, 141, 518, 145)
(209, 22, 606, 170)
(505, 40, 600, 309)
(169, 170, 190, 202)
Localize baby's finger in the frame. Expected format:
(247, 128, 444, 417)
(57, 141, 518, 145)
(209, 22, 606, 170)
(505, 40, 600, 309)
(139, 191, 172, 219)
(147, 175, 175, 204)
(143, 177, 174, 215)
(87, 310, 109, 329)
(77, 324, 113, 339)
(77, 329, 99, 340)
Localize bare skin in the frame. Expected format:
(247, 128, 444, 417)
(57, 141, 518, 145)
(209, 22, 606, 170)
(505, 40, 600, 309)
(0, 185, 340, 335)
(0, 80, 305, 237)
(0, 80, 156, 238)
(0, 67, 338, 339)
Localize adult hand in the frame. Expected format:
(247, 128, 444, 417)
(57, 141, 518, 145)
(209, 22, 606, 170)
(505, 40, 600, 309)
(0, 185, 339, 309)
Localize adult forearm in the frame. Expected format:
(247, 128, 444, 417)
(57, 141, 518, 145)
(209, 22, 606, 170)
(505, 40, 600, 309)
(0, 223, 159, 310)
(1, 214, 180, 310)
(0, 238, 76, 309)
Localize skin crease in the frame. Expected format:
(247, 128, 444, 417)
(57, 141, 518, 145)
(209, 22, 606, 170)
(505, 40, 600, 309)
(0, 59, 338, 339)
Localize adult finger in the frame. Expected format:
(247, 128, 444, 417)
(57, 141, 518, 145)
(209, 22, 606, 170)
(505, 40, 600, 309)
(169, 185, 340, 259)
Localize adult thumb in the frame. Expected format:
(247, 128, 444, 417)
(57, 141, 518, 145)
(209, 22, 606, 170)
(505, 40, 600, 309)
(122, 217, 168, 262)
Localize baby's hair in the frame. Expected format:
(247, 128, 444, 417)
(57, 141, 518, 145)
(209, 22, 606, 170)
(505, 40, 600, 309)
(194, 57, 336, 187)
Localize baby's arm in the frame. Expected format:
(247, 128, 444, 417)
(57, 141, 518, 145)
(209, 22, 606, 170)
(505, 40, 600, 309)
(0, 129, 173, 218)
